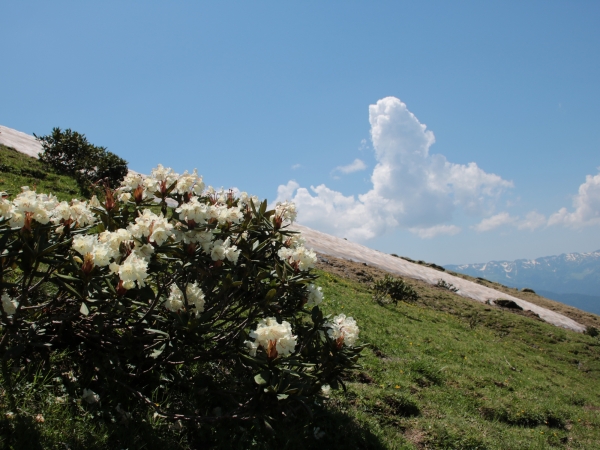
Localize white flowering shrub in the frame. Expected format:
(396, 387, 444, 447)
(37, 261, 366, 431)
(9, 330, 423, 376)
(0, 166, 363, 443)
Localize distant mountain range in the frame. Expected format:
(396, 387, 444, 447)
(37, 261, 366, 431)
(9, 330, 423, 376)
(445, 251, 600, 315)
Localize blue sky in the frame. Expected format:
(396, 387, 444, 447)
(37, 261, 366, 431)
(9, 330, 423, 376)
(2, 1, 600, 264)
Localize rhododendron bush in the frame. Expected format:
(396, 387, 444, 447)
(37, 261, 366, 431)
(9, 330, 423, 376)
(0, 165, 363, 440)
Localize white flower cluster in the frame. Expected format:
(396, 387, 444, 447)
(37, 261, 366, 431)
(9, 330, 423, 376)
(325, 314, 359, 347)
(118, 165, 205, 201)
(277, 245, 317, 271)
(1, 293, 18, 316)
(245, 318, 297, 358)
(274, 201, 297, 223)
(119, 172, 149, 201)
(210, 237, 240, 263)
(238, 192, 260, 209)
(164, 282, 205, 315)
(0, 188, 96, 231)
(111, 252, 149, 289)
(71, 224, 156, 289)
(128, 209, 174, 246)
(175, 198, 244, 226)
(306, 284, 324, 308)
(52, 199, 96, 232)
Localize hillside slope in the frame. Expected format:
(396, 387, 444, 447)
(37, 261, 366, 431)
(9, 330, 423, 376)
(292, 224, 586, 333)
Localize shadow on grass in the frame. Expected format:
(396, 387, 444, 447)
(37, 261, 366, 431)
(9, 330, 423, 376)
(387, 304, 423, 322)
(0, 406, 387, 450)
(0, 416, 44, 450)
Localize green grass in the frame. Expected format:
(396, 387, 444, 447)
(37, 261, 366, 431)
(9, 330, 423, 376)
(0, 144, 86, 200)
(316, 270, 600, 449)
(1, 149, 600, 449)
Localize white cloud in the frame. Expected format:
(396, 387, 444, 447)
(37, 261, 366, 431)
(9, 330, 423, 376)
(518, 211, 546, 231)
(332, 158, 367, 175)
(472, 212, 517, 232)
(291, 163, 302, 170)
(548, 171, 600, 228)
(409, 225, 461, 239)
(275, 97, 513, 241)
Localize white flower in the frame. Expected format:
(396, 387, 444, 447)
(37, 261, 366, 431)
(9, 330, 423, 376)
(175, 169, 205, 195)
(72, 235, 97, 256)
(223, 245, 240, 264)
(68, 199, 96, 226)
(210, 238, 240, 263)
(321, 384, 331, 397)
(118, 192, 132, 203)
(215, 204, 243, 224)
(2, 294, 18, 316)
(306, 284, 323, 307)
(325, 314, 359, 347)
(116, 253, 149, 290)
(82, 388, 100, 404)
(238, 192, 260, 209)
(89, 195, 101, 207)
(144, 164, 178, 194)
(133, 243, 154, 261)
(274, 201, 297, 223)
(8, 187, 59, 227)
(245, 339, 259, 357)
(91, 243, 114, 267)
(210, 239, 226, 261)
(165, 282, 205, 315)
(247, 317, 297, 358)
(278, 246, 317, 271)
(127, 209, 173, 246)
(120, 171, 145, 191)
(51, 199, 95, 228)
(165, 284, 185, 312)
(186, 283, 205, 315)
(99, 228, 132, 253)
(176, 197, 211, 224)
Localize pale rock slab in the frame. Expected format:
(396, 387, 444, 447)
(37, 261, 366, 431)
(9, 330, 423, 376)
(290, 224, 586, 333)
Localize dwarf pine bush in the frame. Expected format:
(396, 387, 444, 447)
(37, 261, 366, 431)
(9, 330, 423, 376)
(0, 165, 363, 442)
(372, 275, 418, 306)
(36, 127, 128, 190)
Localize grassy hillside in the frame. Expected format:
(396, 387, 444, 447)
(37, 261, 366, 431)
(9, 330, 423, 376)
(0, 144, 86, 200)
(1, 150, 599, 449)
(315, 259, 600, 449)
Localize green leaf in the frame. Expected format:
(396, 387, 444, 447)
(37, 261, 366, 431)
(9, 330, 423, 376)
(80, 302, 89, 316)
(54, 273, 81, 282)
(277, 393, 289, 401)
(265, 288, 277, 302)
(60, 281, 83, 299)
(254, 373, 269, 386)
(145, 328, 170, 337)
(150, 343, 166, 359)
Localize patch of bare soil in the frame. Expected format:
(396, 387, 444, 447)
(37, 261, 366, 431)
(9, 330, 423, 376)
(403, 427, 426, 449)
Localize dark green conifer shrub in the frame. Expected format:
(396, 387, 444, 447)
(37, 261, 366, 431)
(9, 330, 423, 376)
(35, 127, 128, 190)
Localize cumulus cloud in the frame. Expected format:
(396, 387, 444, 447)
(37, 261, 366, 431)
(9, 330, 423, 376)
(518, 211, 546, 231)
(275, 97, 513, 241)
(472, 212, 517, 232)
(548, 171, 600, 228)
(332, 158, 367, 175)
(409, 225, 461, 239)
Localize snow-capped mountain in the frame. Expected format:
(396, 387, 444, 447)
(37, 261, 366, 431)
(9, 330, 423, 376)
(445, 250, 600, 297)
